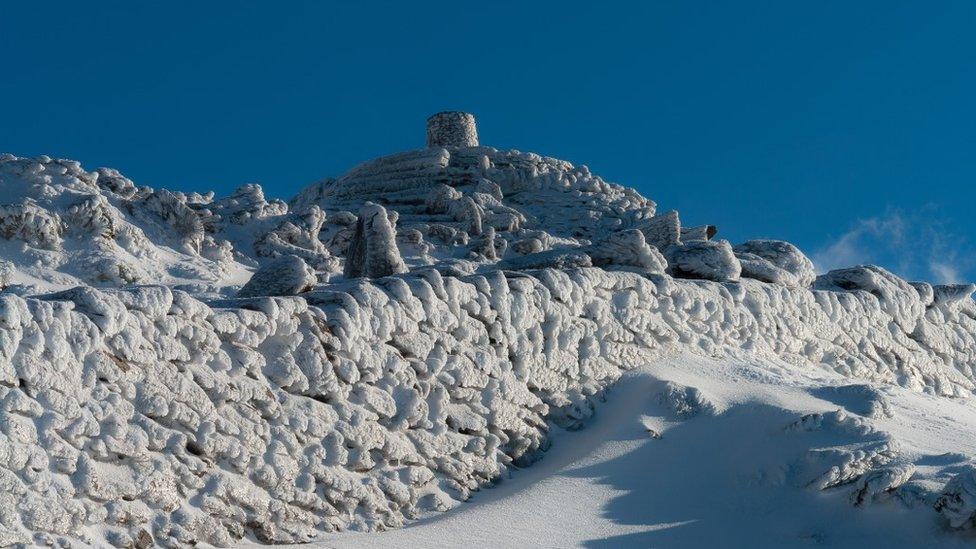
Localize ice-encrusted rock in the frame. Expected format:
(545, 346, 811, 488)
(237, 255, 316, 298)
(910, 281, 936, 306)
(637, 210, 681, 250)
(511, 237, 545, 255)
(140, 188, 210, 254)
(450, 195, 484, 236)
(814, 265, 925, 332)
(253, 205, 335, 270)
(933, 284, 976, 308)
(666, 239, 741, 282)
(469, 226, 500, 260)
(849, 464, 915, 506)
(0, 200, 62, 249)
(425, 184, 462, 214)
(588, 229, 667, 273)
(936, 465, 976, 529)
(426, 111, 479, 148)
(735, 252, 795, 287)
(655, 381, 716, 419)
(211, 183, 288, 225)
(786, 409, 873, 436)
(734, 240, 816, 288)
(787, 410, 899, 490)
(680, 224, 716, 241)
(344, 203, 408, 278)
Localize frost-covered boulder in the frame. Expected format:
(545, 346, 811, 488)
(63, 194, 122, 239)
(469, 226, 500, 260)
(140, 188, 210, 254)
(655, 381, 715, 419)
(788, 411, 898, 491)
(932, 284, 976, 308)
(814, 265, 924, 331)
(211, 183, 288, 225)
(849, 464, 915, 506)
(0, 200, 62, 249)
(344, 202, 408, 278)
(936, 465, 976, 529)
(665, 239, 741, 282)
(588, 229, 666, 274)
(637, 210, 681, 250)
(253, 205, 336, 271)
(425, 184, 462, 214)
(733, 239, 816, 288)
(512, 237, 545, 255)
(237, 255, 316, 297)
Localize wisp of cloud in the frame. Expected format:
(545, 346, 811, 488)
(812, 206, 973, 284)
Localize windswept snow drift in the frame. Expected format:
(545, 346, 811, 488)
(1, 114, 976, 547)
(304, 354, 976, 548)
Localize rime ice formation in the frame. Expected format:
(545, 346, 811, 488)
(665, 239, 742, 282)
(1, 114, 976, 547)
(734, 239, 816, 288)
(937, 465, 976, 528)
(343, 203, 407, 279)
(236, 255, 316, 298)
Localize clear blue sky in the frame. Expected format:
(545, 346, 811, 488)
(2, 2, 974, 282)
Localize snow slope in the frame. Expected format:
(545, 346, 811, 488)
(2, 113, 976, 548)
(309, 354, 976, 548)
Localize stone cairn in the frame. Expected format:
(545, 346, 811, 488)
(426, 111, 479, 148)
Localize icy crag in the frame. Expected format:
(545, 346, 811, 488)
(1, 113, 976, 547)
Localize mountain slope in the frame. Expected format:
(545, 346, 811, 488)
(1, 114, 976, 548)
(309, 354, 976, 548)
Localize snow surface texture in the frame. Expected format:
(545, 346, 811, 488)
(303, 355, 976, 548)
(1, 114, 976, 547)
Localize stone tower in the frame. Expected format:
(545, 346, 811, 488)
(426, 111, 478, 148)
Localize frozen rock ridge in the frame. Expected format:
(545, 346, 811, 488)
(0, 113, 975, 547)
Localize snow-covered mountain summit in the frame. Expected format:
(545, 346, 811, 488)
(0, 112, 808, 297)
(2, 114, 976, 548)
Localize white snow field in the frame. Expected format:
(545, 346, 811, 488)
(302, 354, 976, 549)
(1, 113, 976, 547)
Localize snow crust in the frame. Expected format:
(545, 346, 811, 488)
(2, 115, 976, 547)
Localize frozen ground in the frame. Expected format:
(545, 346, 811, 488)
(296, 354, 976, 548)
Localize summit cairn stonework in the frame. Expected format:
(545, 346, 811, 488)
(426, 111, 479, 148)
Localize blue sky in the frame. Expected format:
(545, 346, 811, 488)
(2, 2, 974, 283)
